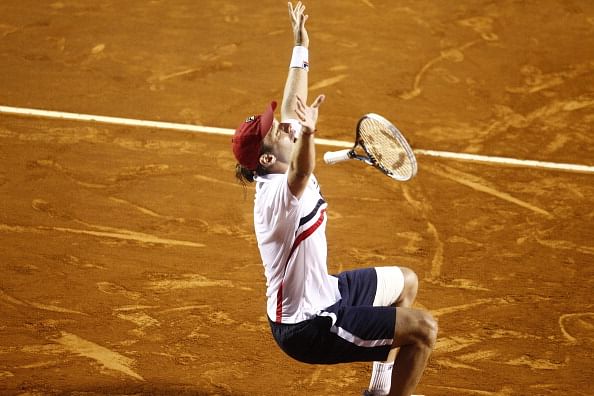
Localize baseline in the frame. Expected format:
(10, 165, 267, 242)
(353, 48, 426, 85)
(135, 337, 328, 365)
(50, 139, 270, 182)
(1, 105, 593, 174)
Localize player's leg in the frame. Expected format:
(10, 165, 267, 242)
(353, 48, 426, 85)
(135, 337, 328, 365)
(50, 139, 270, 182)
(393, 267, 418, 308)
(384, 267, 418, 361)
(317, 303, 434, 396)
(388, 307, 437, 396)
(367, 266, 418, 395)
(372, 266, 417, 309)
(330, 267, 433, 395)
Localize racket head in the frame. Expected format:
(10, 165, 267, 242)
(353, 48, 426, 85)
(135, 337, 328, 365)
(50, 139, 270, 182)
(355, 113, 417, 181)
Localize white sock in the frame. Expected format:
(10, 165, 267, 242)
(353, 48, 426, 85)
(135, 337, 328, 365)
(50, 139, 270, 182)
(367, 361, 393, 395)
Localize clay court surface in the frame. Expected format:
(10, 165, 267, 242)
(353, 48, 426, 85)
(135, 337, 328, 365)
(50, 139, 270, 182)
(1, 1, 593, 395)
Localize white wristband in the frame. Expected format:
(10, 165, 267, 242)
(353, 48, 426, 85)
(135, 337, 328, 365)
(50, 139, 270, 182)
(289, 46, 309, 71)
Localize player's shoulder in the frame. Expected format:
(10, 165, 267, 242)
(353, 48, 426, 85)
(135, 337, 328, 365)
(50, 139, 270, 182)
(255, 173, 286, 183)
(255, 173, 287, 192)
(254, 173, 290, 202)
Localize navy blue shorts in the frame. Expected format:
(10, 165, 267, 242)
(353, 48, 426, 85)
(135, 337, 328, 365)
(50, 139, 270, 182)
(269, 268, 398, 364)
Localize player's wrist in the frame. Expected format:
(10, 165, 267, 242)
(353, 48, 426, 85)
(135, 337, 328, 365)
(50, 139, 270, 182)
(302, 125, 316, 135)
(289, 46, 309, 71)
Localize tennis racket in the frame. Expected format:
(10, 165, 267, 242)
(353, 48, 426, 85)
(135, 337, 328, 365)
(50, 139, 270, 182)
(323, 113, 417, 181)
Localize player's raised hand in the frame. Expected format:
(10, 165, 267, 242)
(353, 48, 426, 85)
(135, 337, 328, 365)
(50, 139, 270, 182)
(288, 1, 309, 47)
(295, 94, 325, 135)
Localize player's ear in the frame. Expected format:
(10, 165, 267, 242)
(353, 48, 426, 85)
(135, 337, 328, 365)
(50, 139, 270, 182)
(259, 153, 276, 168)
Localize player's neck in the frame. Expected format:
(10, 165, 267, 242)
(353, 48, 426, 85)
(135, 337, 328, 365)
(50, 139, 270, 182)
(267, 161, 289, 175)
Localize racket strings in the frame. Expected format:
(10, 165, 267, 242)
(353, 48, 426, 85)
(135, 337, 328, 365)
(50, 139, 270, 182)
(358, 118, 416, 180)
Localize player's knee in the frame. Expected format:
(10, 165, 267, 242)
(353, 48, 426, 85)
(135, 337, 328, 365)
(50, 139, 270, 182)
(418, 312, 438, 348)
(394, 309, 437, 349)
(423, 312, 438, 348)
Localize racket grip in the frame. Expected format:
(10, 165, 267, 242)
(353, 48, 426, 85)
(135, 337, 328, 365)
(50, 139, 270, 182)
(323, 149, 352, 164)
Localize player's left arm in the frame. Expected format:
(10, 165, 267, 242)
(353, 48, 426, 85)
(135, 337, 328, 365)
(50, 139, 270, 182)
(281, 1, 309, 121)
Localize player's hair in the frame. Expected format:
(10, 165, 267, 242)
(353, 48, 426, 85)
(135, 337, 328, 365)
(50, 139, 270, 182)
(234, 143, 272, 185)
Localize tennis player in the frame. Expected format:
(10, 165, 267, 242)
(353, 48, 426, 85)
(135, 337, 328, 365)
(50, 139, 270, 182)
(232, 2, 437, 395)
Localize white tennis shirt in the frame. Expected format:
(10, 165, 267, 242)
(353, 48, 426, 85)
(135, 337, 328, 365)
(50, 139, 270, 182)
(254, 173, 341, 324)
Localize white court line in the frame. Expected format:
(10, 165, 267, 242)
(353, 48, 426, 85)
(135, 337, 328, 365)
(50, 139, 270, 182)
(0, 105, 232, 135)
(1, 105, 593, 174)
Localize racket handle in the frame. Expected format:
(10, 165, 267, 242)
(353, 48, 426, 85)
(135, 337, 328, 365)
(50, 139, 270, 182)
(323, 149, 353, 164)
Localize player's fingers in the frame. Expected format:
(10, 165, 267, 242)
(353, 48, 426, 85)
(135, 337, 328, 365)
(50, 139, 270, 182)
(297, 4, 304, 19)
(288, 4, 297, 24)
(300, 13, 307, 29)
(295, 96, 309, 116)
(295, 101, 306, 115)
(294, 106, 306, 122)
(311, 94, 325, 108)
(289, 3, 300, 24)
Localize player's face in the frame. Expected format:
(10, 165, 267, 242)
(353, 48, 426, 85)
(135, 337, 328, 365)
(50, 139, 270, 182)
(265, 119, 295, 162)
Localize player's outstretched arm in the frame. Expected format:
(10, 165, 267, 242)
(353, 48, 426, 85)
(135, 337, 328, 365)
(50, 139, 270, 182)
(287, 94, 325, 198)
(281, 1, 309, 121)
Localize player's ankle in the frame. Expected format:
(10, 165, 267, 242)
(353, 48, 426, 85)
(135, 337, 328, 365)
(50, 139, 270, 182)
(367, 361, 393, 395)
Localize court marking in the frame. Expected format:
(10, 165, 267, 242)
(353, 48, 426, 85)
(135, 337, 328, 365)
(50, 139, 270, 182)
(425, 165, 553, 218)
(1, 105, 594, 174)
(0, 222, 205, 248)
(53, 331, 144, 381)
(558, 312, 594, 343)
